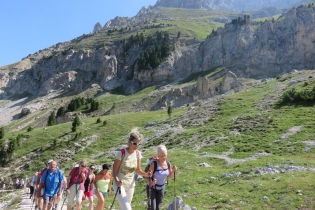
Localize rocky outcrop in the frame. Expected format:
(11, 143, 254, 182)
(93, 22, 102, 33)
(197, 6, 315, 77)
(20, 108, 31, 117)
(152, 70, 241, 110)
(103, 16, 130, 29)
(155, 0, 210, 9)
(155, 0, 302, 11)
(97, 55, 119, 90)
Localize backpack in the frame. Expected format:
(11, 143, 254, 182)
(120, 148, 139, 159)
(44, 168, 62, 181)
(145, 157, 170, 184)
(42, 168, 62, 189)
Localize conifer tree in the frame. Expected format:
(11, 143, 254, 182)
(48, 111, 56, 126)
(0, 127, 4, 139)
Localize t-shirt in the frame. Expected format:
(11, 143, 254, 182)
(68, 167, 88, 191)
(115, 148, 142, 188)
(41, 169, 64, 196)
(30, 176, 36, 187)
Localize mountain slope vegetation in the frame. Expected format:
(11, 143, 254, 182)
(1, 1, 315, 209)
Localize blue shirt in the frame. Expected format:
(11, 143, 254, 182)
(41, 169, 64, 196)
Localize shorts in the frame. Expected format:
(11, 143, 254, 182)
(30, 186, 34, 195)
(94, 189, 108, 196)
(67, 184, 84, 205)
(84, 189, 94, 197)
(43, 194, 56, 205)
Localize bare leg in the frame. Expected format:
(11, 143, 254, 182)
(88, 196, 93, 210)
(95, 191, 104, 210)
(75, 202, 82, 210)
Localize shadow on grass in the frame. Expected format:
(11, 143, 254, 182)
(177, 67, 224, 84)
(274, 100, 315, 109)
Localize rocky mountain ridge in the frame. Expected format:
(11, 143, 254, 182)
(1, 4, 315, 100)
(154, 0, 309, 11)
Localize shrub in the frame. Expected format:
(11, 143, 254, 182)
(0, 127, 4, 139)
(27, 126, 33, 132)
(96, 117, 101, 123)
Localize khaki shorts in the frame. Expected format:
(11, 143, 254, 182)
(67, 184, 83, 205)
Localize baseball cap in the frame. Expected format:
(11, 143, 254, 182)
(47, 159, 53, 164)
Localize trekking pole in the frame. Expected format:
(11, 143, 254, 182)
(110, 187, 121, 210)
(147, 184, 152, 210)
(51, 194, 56, 210)
(174, 171, 176, 210)
(30, 195, 35, 210)
(60, 190, 68, 210)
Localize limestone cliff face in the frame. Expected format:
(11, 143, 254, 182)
(1, 5, 315, 99)
(155, 0, 209, 9)
(198, 6, 315, 77)
(151, 70, 241, 110)
(155, 0, 302, 11)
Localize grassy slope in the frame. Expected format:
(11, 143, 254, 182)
(3, 70, 315, 209)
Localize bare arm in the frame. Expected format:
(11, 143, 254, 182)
(135, 159, 150, 177)
(66, 176, 71, 189)
(168, 163, 177, 179)
(112, 159, 122, 187)
(108, 173, 112, 195)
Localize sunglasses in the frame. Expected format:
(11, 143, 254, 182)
(90, 168, 95, 170)
(81, 165, 86, 168)
(129, 141, 140, 146)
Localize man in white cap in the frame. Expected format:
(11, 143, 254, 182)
(38, 161, 64, 210)
(35, 159, 53, 210)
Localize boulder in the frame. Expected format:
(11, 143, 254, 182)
(167, 196, 192, 210)
(20, 108, 31, 117)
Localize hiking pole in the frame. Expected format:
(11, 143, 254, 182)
(147, 184, 152, 210)
(60, 190, 68, 210)
(30, 195, 35, 210)
(110, 187, 121, 210)
(50, 194, 56, 210)
(31, 188, 37, 210)
(174, 171, 176, 210)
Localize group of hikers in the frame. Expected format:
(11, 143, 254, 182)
(27, 128, 177, 210)
(15, 178, 27, 189)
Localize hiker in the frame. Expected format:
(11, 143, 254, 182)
(112, 128, 152, 210)
(30, 172, 38, 199)
(146, 145, 177, 210)
(2, 183, 5, 190)
(53, 170, 67, 210)
(33, 171, 41, 210)
(15, 178, 19, 189)
(66, 160, 88, 210)
(37, 161, 64, 210)
(94, 164, 112, 210)
(20, 179, 25, 189)
(83, 165, 96, 210)
(35, 159, 53, 210)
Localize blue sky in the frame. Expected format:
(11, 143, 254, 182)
(0, 0, 156, 67)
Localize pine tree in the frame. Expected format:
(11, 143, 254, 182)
(57, 106, 65, 117)
(48, 111, 56, 126)
(167, 105, 173, 119)
(72, 114, 81, 132)
(0, 127, 4, 139)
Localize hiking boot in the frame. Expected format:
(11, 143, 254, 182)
(51, 208, 56, 210)
(34, 205, 38, 210)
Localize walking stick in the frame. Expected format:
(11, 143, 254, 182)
(147, 184, 152, 210)
(174, 171, 176, 210)
(60, 191, 68, 210)
(110, 187, 121, 210)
